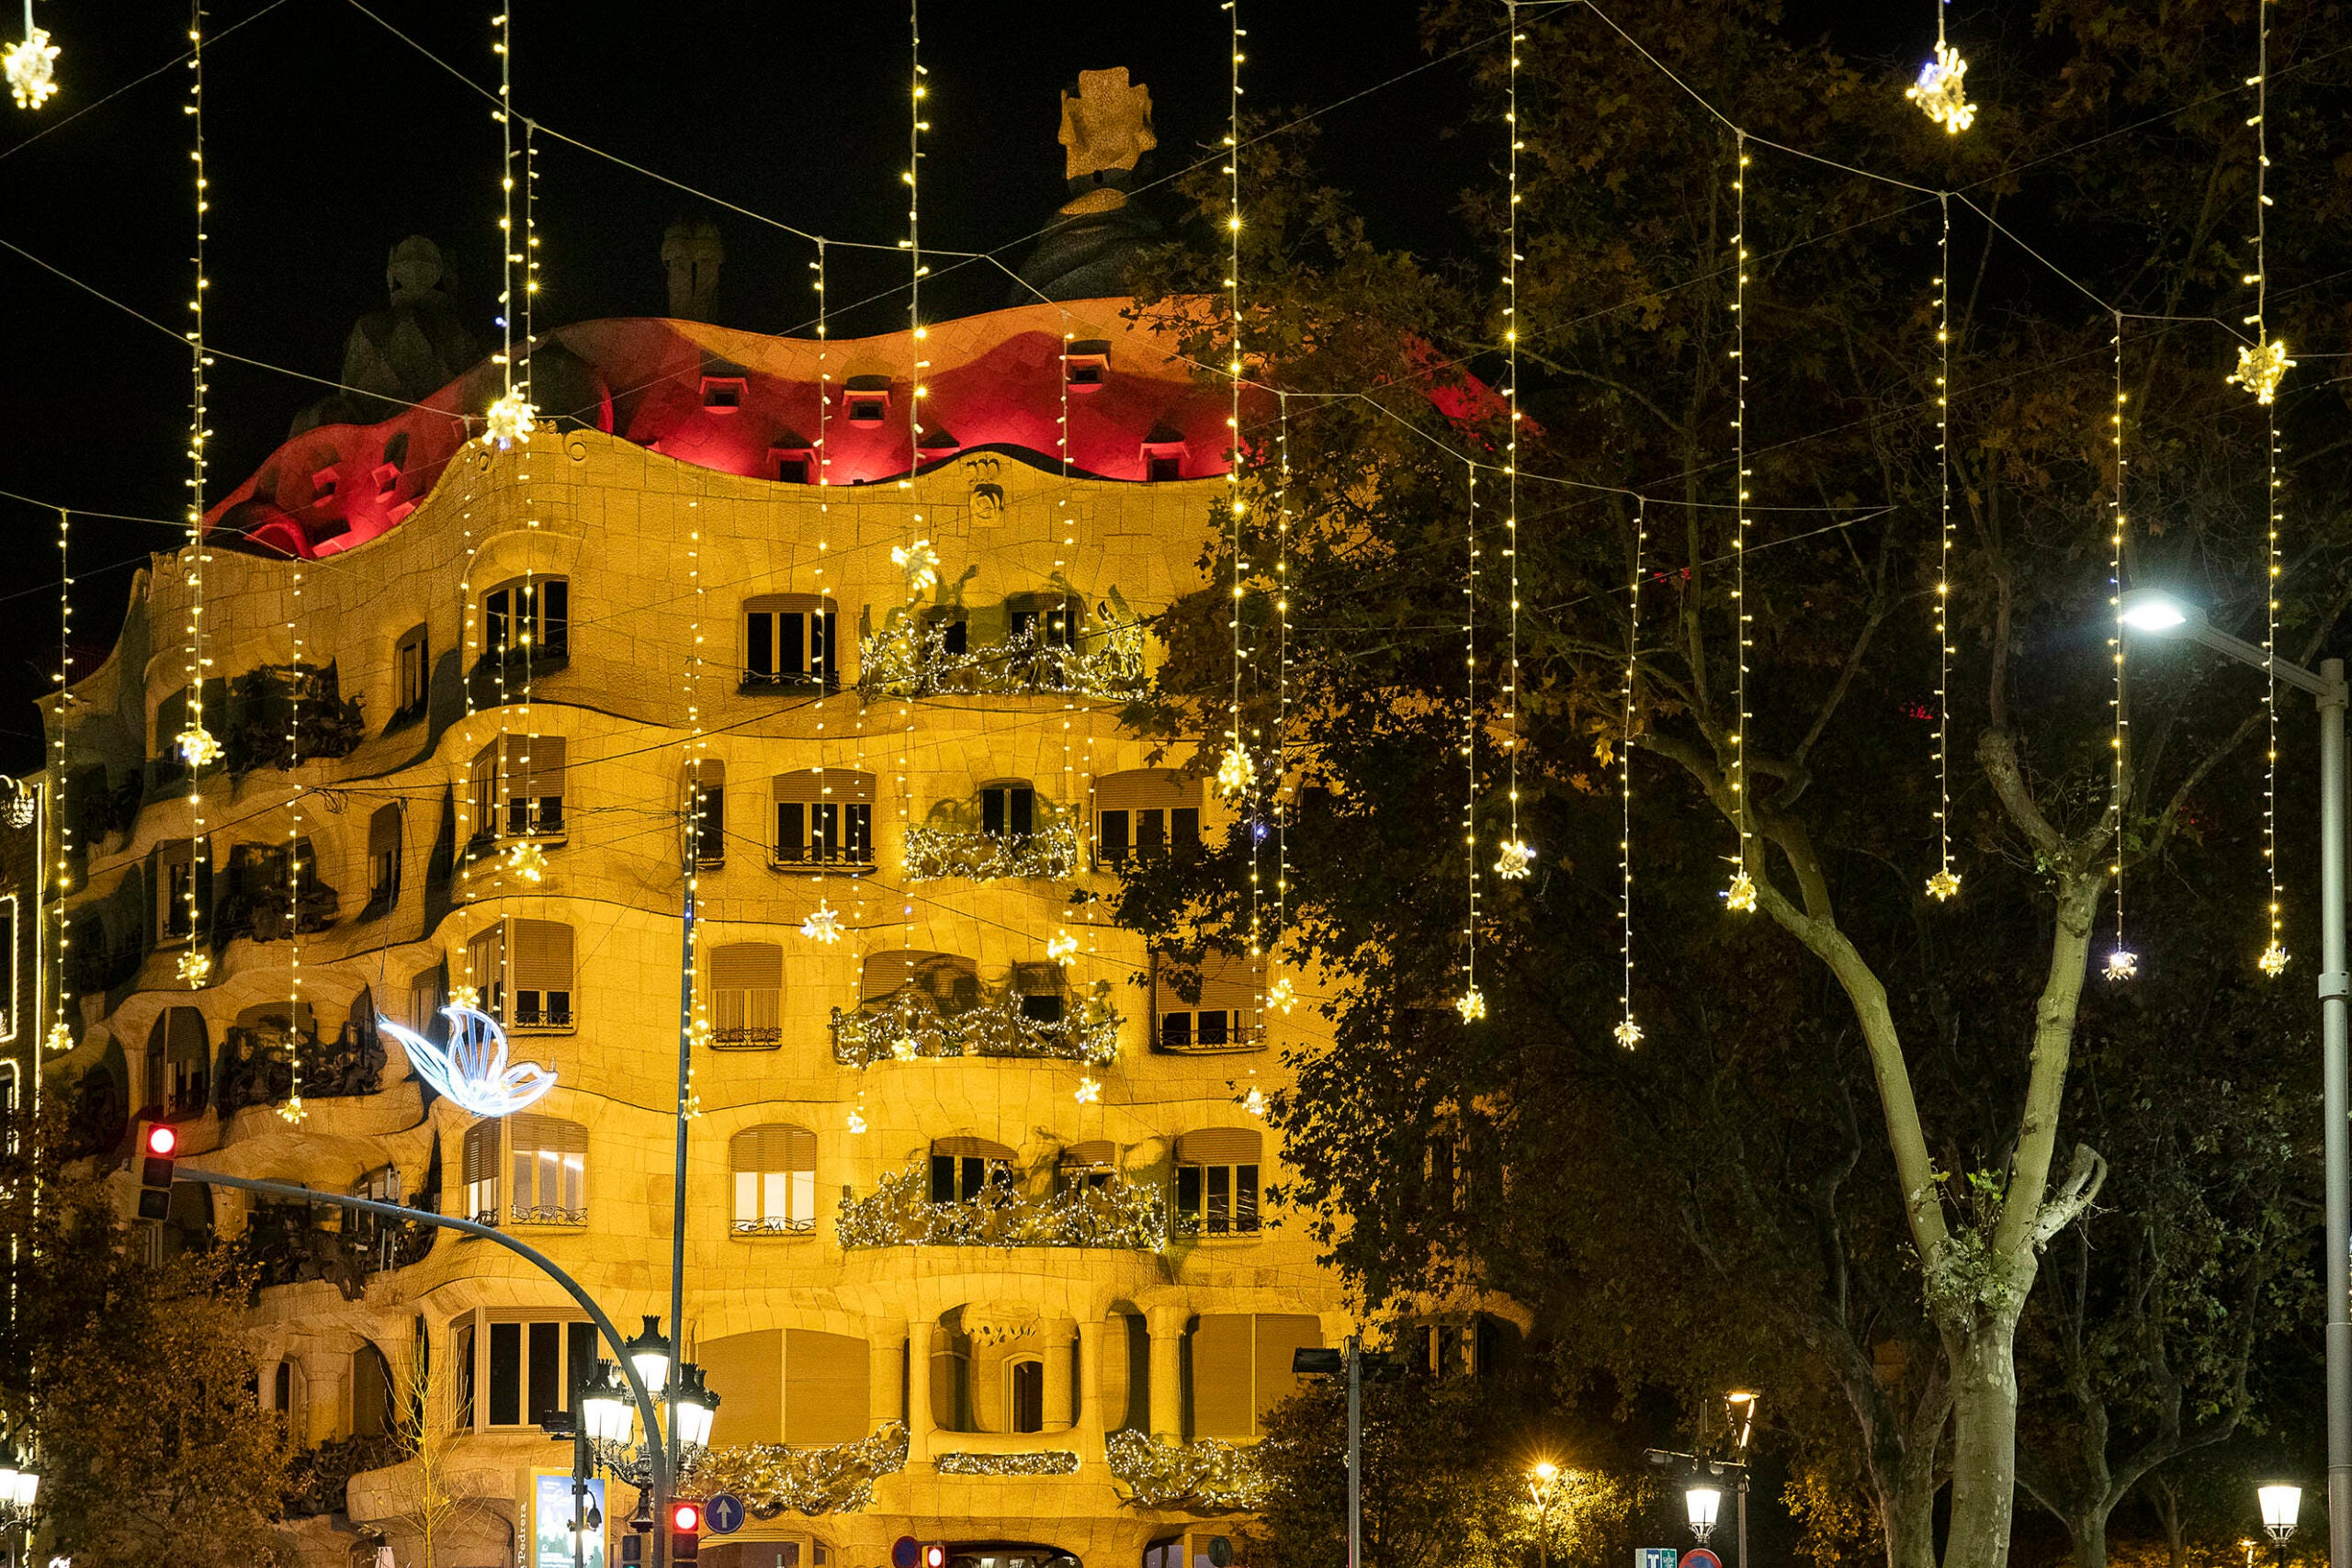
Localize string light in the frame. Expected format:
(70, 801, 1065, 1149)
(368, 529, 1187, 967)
(1614, 500, 1645, 1050)
(1272, 391, 1293, 1007)
(277, 438, 309, 1125)
(2106, 312, 2135, 983)
(899, 0, 927, 994)
(47, 508, 71, 1055)
(1723, 130, 1757, 917)
(1905, 0, 1973, 134)
(1459, 458, 1483, 1024)
(1074, 1076, 1102, 1106)
(1216, 0, 1255, 805)
(4, 0, 57, 111)
(1494, 4, 1532, 883)
(1926, 194, 1961, 904)
(804, 237, 842, 949)
(481, 9, 534, 451)
(2250, 0, 2288, 979)
(178, 0, 213, 985)
(2232, 22, 2290, 409)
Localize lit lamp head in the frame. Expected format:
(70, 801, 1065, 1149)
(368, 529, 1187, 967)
(624, 1314, 673, 1393)
(1686, 1484, 1722, 1542)
(1532, 1461, 1558, 1483)
(672, 1363, 719, 1453)
(1725, 1389, 1759, 1449)
(2258, 1482, 2301, 1543)
(580, 1360, 633, 1446)
(2119, 588, 2196, 635)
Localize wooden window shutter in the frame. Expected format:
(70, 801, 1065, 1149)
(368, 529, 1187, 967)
(1174, 1128, 1261, 1165)
(462, 1121, 500, 1185)
(774, 769, 876, 806)
(701, 1329, 782, 1447)
(932, 1136, 1015, 1162)
(730, 1123, 816, 1173)
(508, 735, 567, 801)
(511, 919, 572, 992)
(785, 1329, 870, 1446)
(468, 923, 506, 984)
(1097, 769, 1191, 814)
(1252, 1315, 1323, 1428)
(710, 942, 781, 992)
(687, 758, 725, 792)
(1060, 1139, 1116, 1168)
(1197, 953, 1264, 1012)
(1190, 1314, 1255, 1439)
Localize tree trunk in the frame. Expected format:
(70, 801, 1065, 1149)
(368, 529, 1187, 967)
(1879, 1456, 1941, 1568)
(2072, 1507, 2111, 1568)
(1947, 1320, 2026, 1568)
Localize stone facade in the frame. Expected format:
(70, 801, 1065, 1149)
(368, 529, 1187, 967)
(42, 301, 1346, 1568)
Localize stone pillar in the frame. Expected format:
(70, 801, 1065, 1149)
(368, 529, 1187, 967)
(299, 1349, 348, 1448)
(1076, 1316, 1107, 1446)
(1043, 1318, 1078, 1432)
(905, 1319, 934, 1464)
(870, 1324, 909, 1434)
(1146, 1305, 1189, 1442)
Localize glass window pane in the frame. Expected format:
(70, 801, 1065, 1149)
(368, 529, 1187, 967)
(1175, 1164, 1202, 1223)
(1237, 1164, 1260, 1232)
(489, 1322, 521, 1426)
(1208, 1165, 1231, 1234)
(527, 1322, 561, 1427)
(735, 1170, 757, 1224)
(790, 1169, 816, 1224)
(763, 1172, 787, 1222)
(747, 614, 774, 676)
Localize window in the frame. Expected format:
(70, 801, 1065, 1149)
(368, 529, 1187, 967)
(367, 804, 402, 908)
(1058, 1140, 1117, 1194)
(980, 783, 1035, 841)
(1172, 1128, 1261, 1236)
(1012, 961, 1066, 1024)
(1191, 1313, 1323, 1438)
(1063, 340, 1110, 389)
(1008, 595, 1081, 649)
(924, 608, 968, 658)
(1008, 1357, 1046, 1433)
(481, 576, 570, 661)
(929, 1137, 1015, 1203)
(1155, 952, 1265, 1051)
(407, 963, 446, 1035)
(0, 895, 16, 1043)
(476, 1316, 597, 1428)
(730, 1124, 817, 1234)
(468, 918, 574, 1030)
(772, 447, 814, 484)
(863, 951, 980, 1017)
(158, 841, 197, 941)
(507, 1113, 587, 1224)
(1144, 442, 1186, 482)
(392, 625, 429, 720)
(145, 1006, 209, 1116)
(1097, 770, 1201, 865)
(686, 760, 726, 866)
(772, 770, 875, 868)
(462, 1120, 501, 1224)
(743, 594, 838, 688)
(469, 735, 567, 840)
(710, 942, 783, 1046)
(843, 377, 890, 423)
(701, 375, 747, 411)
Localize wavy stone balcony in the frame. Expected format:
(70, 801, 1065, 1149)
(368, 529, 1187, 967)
(835, 1167, 1166, 1251)
(1103, 1429, 1269, 1514)
(857, 619, 1147, 702)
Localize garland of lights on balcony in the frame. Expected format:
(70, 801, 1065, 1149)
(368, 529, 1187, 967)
(831, 985, 1121, 1067)
(902, 813, 1081, 882)
(835, 1164, 1166, 1250)
(936, 1450, 1080, 1477)
(680, 1422, 909, 1516)
(1104, 1428, 1271, 1514)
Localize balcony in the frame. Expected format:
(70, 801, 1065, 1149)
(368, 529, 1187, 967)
(857, 618, 1147, 702)
(830, 986, 1121, 1068)
(679, 1421, 908, 1515)
(836, 1167, 1166, 1250)
(465, 647, 570, 710)
(1103, 1429, 1269, 1514)
(224, 664, 365, 774)
(237, 1199, 435, 1299)
(218, 1015, 387, 1116)
(284, 1434, 402, 1519)
(903, 818, 1080, 882)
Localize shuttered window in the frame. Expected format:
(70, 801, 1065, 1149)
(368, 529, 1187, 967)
(1154, 952, 1264, 1051)
(710, 941, 783, 1046)
(686, 760, 726, 865)
(743, 594, 838, 688)
(1189, 1313, 1322, 1440)
(772, 770, 875, 866)
(462, 1120, 501, 1224)
(860, 951, 979, 1014)
(1096, 770, 1200, 863)
(468, 919, 575, 1030)
(1173, 1128, 1262, 1237)
(786, 1330, 869, 1446)
(930, 1137, 1016, 1203)
(470, 735, 568, 839)
(508, 1113, 586, 1223)
(367, 804, 402, 905)
(730, 1123, 817, 1233)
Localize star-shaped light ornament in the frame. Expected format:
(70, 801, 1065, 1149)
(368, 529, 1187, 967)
(481, 390, 537, 451)
(276, 1095, 308, 1125)
(1267, 975, 1295, 1015)
(448, 984, 483, 1010)
(175, 948, 211, 987)
(1074, 1076, 1102, 1106)
(1243, 1086, 1268, 1118)
(2229, 340, 2294, 406)
(1048, 930, 1080, 967)
(1613, 1017, 1644, 1050)
(2259, 941, 2291, 979)
(176, 726, 221, 767)
(800, 902, 843, 944)
(1456, 987, 1487, 1023)
(379, 1004, 558, 1118)
(1724, 871, 1758, 914)
(503, 840, 548, 884)
(891, 539, 941, 597)
(43, 1021, 70, 1054)
(1216, 742, 1256, 797)
(847, 1107, 868, 1134)
(1926, 868, 1962, 902)
(1493, 839, 1536, 881)
(5, 28, 59, 111)
(1905, 42, 1975, 133)
(2104, 948, 2140, 983)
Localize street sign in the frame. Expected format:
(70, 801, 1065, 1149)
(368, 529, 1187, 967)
(1637, 1550, 1679, 1568)
(705, 1494, 746, 1537)
(894, 1537, 922, 1568)
(1684, 1550, 1723, 1568)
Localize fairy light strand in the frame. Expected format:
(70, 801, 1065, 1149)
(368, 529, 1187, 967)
(48, 507, 71, 1052)
(803, 238, 842, 946)
(278, 491, 307, 1122)
(2231, 5, 2292, 407)
(1216, 0, 1255, 806)
(2106, 314, 2136, 982)
(1458, 460, 1485, 1024)
(1615, 501, 1645, 1049)
(1272, 391, 1293, 1016)
(2254, 1, 2289, 978)
(176, 0, 213, 988)
(900, 0, 926, 974)
(481, 9, 531, 450)
(1724, 130, 1756, 916)
(1926, 195, 1960, 904)
(1494, 3, 1532, 884)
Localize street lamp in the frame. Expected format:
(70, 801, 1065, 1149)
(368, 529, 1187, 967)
(2125, 591, 2352, 1568)
(1527, 1461, 1563, 1568)
(624, 1315, 673, 1393)
(1686, 1484, 1722, 1544)
(2261, 1482, 2302, 1562)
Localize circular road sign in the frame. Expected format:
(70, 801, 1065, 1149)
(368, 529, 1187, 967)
(1684, 1550, 1724, 1568)
(894, 1537, 922, 1568)
(704, 1493, 746, 1537)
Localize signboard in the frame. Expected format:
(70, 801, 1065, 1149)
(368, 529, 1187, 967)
(1637, 1551, 1679, 1568)
(706, 1493, 747, 1537)
(532, 1471, 606, 1568)
(895, 1539, 922, 1568)
(1683, 1550, 1723, 1568)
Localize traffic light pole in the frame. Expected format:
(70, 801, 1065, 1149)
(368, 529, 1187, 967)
(1347, 1337, 1361, 1568)
(170, 1171, 672, 1513)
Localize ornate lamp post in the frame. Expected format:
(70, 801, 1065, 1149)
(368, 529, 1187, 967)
(1686, 1484, 1722, 1545)
(2261, 1481, 2302, 1568)
(568, 1342, 720, 1536)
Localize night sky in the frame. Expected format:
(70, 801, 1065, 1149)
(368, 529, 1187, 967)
(0, 0, 1916, 773)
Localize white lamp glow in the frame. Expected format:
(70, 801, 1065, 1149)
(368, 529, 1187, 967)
(1687, 1485, 1722, 1540)
(2260, 1482, 2301, 1541)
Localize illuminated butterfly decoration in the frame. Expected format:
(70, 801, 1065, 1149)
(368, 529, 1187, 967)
(379, 1003, 558, 1117)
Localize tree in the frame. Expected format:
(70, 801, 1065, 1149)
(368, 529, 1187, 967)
(0, 1107, 288, 1567)
(382, 1323, 467, 1568)
(1124, 3, 2352, 1566)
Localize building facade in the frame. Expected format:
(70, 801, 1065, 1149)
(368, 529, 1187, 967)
(42, 294, 1351, 1568)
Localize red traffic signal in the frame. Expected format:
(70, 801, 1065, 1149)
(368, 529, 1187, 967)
(671, 1502, 701, 1532)
(923, 1547, 948, 1568)
(669, 1499, 702, 1562)
(134, 1121, 178, 1222)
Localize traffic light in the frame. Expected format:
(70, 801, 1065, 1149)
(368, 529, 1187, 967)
(922, 1545, 947, 1568)
(135, 1122, 178, 1222)
(668, 1500, 701, 1562)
